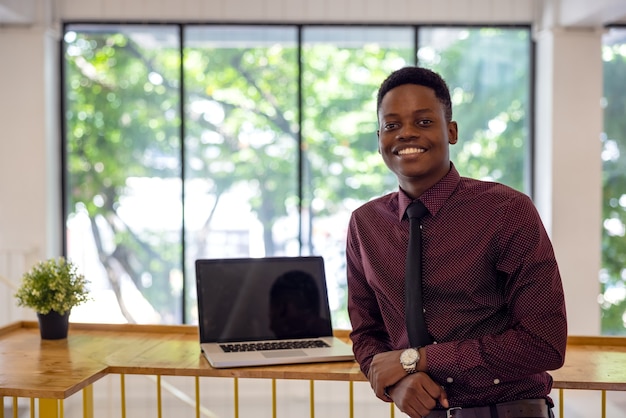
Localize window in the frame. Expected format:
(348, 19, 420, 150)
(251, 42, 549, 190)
(63, 24, 532, 326)
(64, 25, 183, 324)
(600, 26, 626, 334)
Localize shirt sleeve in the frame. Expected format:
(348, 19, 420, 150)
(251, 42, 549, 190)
(346, 213, 393, 377)
(425, 194, 568, 388)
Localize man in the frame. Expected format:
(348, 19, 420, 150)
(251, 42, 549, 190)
(346, 66, 567, 418)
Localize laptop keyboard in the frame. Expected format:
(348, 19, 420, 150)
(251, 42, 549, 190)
(220, 339, 330, 352)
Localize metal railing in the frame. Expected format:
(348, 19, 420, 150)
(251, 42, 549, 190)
(2, 376, 625, 418)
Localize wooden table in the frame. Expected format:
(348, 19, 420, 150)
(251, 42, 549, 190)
(1, 321, 626, 417)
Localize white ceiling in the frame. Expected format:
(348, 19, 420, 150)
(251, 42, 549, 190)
(0, 0, 625, 27)
(557, 0, 626, 26)
(0, 0, 36, 25)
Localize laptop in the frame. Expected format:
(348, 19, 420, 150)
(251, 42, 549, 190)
(195, 256, 355, 368)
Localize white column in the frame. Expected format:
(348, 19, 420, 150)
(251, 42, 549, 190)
(0, 26, 48, 254)
(0, 20, 59, 324)
(535, 27, 603, 335)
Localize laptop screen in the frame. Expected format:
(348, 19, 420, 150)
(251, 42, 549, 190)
(195, 256, 334, 343)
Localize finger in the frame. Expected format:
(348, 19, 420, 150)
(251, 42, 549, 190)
(371, 382, 386, 401)
(370, 375, 386, 400)
(400, 401, 425, 418)
(368, 351, 405, 400)
(375, 389, 390, 402)
(422, 376, 446, 400)
(438, 386, 449, 409)
(414, 375, 445, 410)
(367, 367, 384, 399)
(371, 378, 389, 401)
(382, 386, 393, 402)
(414, 395, 437, 417)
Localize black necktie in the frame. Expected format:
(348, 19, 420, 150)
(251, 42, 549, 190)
(405, 200, 432, 347)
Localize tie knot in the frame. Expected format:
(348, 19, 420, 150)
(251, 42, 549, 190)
(406, 200, 428, 219)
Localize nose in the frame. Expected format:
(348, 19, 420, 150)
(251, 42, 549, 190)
(396, 124, 419, 140)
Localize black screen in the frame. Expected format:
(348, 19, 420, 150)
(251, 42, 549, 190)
(195, 256, 333, 343)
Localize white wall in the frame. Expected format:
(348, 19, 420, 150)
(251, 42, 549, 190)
(0, 26, 48, 254)
(0, 21, 49, 324)
(535, 27, 604, 335)
(54, 0, 536, 24)
(0, 0, 611, 335)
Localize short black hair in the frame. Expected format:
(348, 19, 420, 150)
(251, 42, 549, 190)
(376, 66, 453, 122)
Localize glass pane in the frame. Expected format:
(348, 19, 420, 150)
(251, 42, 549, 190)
(418, 27, 531, 193)
(64, 25, 183, 324)
(183, 26, 299, 324)
(600, 27, 626, 335)
(63, 24, 532, 327)
(301, 26, 415, 328)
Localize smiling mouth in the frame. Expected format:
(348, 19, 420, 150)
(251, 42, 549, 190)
(397, 147, 426, 156)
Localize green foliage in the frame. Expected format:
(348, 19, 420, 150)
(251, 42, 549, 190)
(14, 257, 91, 315)
(64, 25, 533, 326)
(65, 26, 183, 323)
(600, 33, 626, 334)
(421, 27, 530, 191)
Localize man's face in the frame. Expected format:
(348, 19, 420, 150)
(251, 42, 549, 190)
(377, 84, 458, 195)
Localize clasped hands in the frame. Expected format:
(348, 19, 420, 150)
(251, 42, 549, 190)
(368, 350, 448, 418)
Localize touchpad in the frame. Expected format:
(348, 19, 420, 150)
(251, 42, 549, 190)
(263, 350, 306, 358)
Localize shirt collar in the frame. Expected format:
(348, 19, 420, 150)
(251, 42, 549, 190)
(397, 162, 461, 221)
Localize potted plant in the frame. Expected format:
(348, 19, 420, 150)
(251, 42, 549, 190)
(14, 257, 91, 339)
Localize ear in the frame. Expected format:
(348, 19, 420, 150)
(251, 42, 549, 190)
(447, 121, 458, 145)
(377, 130, 382, 154)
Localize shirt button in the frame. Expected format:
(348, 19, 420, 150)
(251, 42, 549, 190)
(447, 377, 453, 383)
(493, 379, 500, 385)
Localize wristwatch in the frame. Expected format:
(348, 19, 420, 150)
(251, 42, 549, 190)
(400, 347, 420, 374)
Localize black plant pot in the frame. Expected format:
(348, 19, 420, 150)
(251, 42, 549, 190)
(37, 310, 70, 340)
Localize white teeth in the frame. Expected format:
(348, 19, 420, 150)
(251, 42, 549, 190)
(398, 147, 425, 155)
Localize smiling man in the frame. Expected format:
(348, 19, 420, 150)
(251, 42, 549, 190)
(345, 67, 567, 418)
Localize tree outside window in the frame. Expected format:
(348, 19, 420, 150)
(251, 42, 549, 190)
(64, 24, 532, 328)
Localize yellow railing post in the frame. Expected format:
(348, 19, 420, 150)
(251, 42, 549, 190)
(309, 380, 315, 418)
(349, 381, 354, 418)
(38, 399, 59, 418)
(234, 378, 239, 418)
(602, 390, 606, 418)
(12, 396, 18, 418)
(120, 374, 126, 418)
(195, 376, 200, 418)
(156, 375, 162, 418)
(82, 385, 93, 418)
(559, 388, 563, 418)
(271, 379, 277, 418)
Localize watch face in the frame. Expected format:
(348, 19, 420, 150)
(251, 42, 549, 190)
(401, 348, 418, 364)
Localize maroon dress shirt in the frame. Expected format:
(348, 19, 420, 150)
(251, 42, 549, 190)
(346, 163, 567, 407)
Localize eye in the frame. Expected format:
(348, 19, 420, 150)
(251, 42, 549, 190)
(417, 119, 433, 126)
(383, 122, 399, 131)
